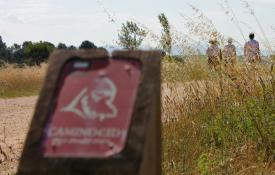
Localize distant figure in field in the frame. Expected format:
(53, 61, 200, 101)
(206, 38, 222, 69)
(244, 33, 261, 63)
(222, 37, 237, 67)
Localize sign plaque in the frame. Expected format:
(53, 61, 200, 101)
(17, 49, 161, 175)
(44, 59, 141, 158)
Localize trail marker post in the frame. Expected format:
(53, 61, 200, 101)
(17, 49, 162, 175)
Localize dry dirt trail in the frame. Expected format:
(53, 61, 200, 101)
(0, 96, 37, 174)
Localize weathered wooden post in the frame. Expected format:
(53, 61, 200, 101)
(17, 49, 162, 175)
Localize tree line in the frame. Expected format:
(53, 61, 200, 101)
(0, 37, 98, 66)
(0, 13, 172, 67)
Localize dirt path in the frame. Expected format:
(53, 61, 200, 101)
(0, 96, 37, 174)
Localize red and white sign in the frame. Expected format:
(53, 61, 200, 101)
(43, 59, 141, 158)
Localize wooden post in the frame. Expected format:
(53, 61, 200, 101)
(17, 49, 162, 175)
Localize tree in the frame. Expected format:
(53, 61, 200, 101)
(57, 43, 67, 49)
(22, 41, 32, 49)
(158, 13, 172, 55)
(0, 36, 11, 62)
(117, 21, 147, 50)
(68, 45, 77, 50)
(0, 36, 6, 49)
(79, 40, 97, 49)
(24, 41, 55, 66)
(12, 43, 21, 50)
(10, 43, 24, 63)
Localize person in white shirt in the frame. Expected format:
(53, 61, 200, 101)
(223, 38, 237, 67)
(207, 38, 222, 69)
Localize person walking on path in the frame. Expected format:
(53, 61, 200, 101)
(206, 38, 222, 69)
(223, 37, 237, 67)
(244, 33, 261, 63)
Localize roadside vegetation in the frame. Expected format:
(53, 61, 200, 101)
(0, 64, 46, 98)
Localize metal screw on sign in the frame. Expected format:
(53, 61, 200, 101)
(124, 64, 132, 75)
(98, 70, 107, 77)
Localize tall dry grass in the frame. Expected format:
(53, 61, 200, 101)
(162, 56, 275, 174)
(0, 64, 46, 98)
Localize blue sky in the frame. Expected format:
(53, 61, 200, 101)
(0, 0, 274, 48)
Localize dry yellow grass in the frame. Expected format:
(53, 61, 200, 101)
(0, 64, 47, 98)
(162, 57, 275, 174)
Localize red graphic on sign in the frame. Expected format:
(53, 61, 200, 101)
(43, 59, 141, 158)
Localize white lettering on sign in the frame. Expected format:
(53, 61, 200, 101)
(61, 77, 118, 121)
(48, 127, 127, 138)
(47, 127, 127, 148)
(51, 138, 117, 147)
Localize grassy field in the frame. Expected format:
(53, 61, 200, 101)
(0, 64, 46, 98)
(162, 57, 275, 174)
(0, 57, 274, 174)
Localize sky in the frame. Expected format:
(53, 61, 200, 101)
(0, 0, 274, 48)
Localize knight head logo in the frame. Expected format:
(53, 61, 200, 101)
(61, 76, 118, 121)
